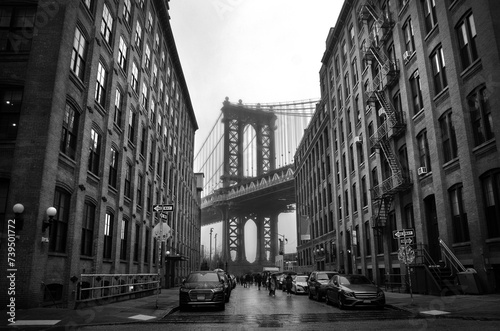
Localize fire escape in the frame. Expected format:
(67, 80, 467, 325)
(359, 2, 411, 232)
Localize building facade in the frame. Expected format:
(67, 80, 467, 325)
(0, 0, 201, 308)
(295, 0, 500, 293)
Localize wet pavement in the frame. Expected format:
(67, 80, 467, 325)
(2, 285, 500, 329)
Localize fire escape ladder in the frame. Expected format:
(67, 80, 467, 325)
(372, 196, 393, 232)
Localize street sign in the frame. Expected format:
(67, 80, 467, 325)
(159, 213, 168, 219)
(153, 204, 174, 212)
(392, 228, 415, 239)
(399, 237, 413, 245)
(398, 246, 415, 264)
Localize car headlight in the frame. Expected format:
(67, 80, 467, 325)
(213, 285, 224, 292)
(377, 290, 385, 298)
(342, 290, 354, 297)
(180, 287, 190, 293)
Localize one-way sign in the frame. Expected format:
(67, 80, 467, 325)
(392, 229, 415, 239)
(399, 237, 413, 245)
(153, 204, 174, 212)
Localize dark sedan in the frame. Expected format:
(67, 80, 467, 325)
(179, 271, 226, 311)
(325, 274, 385, 309)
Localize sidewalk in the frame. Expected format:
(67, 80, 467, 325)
(384, 290, 500, 320)
(1, 287, 180, 329)
(3, 288, 500, 329)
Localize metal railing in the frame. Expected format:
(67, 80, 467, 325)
(439, 239, 469, 274)
(76, 273, 160, 302)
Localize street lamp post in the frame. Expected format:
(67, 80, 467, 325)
(214, 233, 217, 268)
(209, 228, 213, 269)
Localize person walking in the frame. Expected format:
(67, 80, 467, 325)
(285, 274, 293, 297)
(269, 274, 277, 296)
(256, 273, 262, 290)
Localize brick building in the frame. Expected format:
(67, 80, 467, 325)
(0, 0, 201, 308)
(295, 0, 500, 293)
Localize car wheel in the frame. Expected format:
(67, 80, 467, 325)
(338, 296, 345, 310)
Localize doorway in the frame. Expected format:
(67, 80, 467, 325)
(424, 195, 441, 263)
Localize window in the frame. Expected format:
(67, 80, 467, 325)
(118, 36, 128, 71)
(103, 212, 114, 259)
(88, 128, 101, 175)
(0, 88, 22, 141)
(138, 0, 145, 10)
(334, 55, 340, 76)
(147, 182, 152, 212)
(468, 86, 494, 146)
(100, 3, 113, 45)
(131, 62, 139, 93)
(137, 174, 143, 207)
(95, 62, 107, 107)
(349, 144, 355, 172)
(154, 32, 160, 51)
(134, 21, 142, 48)
(50, 188, 70, 253)
(352, 183, 358, 212)
(439, 112, 457, 162)
(147, 11, 153, 32)
(430, 46, 447, 94)
(124, 163, 132, 198)
(364, 221, 371, 256)
(388, 212, 398, 252)
(144, 228, 150, 263)
(140, 125, 146, 155)
(449, 184, 470, 243)
(144, 43, 151, 69)
(417, 130, 431, 171)
(344, 72, 350, 98)
(109, 147, 118, 188)
(338, 195, 342, 220)
(372, 166, 379, 189)
(342, 152, 347, 179)
(342, 40, 347, 64)
(128, 108, 136, 143)
(404, 204, 415, 230)
(337, 86, 342, 109)
(141, 81, 148, 109)
(81, 202, 95, 256)
(345, 189, 349, 216)
(70, 27, 87, 80)
(134, 224, 140, 261)
(60, 103, 79, 159)
(361, 176, 368, 207)
(120, 218, 128, 260)
(0, 6, 36, 52)
(123, 0, 131, 26)
(357, 138, 364, 164)
(456, 12, 478, 69)
(423, 0, 437, 33)
(152, 62, 158, 87)
(114, 88, 122, 127)
(403, 18, 415, 54)
(368, 122, 375, 154)
(349, 24, 355, 49)
(352, 58, 358, 86)
(482, 170, 500, 238)
(410, 70, 423, 114)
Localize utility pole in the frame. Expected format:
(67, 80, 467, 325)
(210, 228, 214, 269)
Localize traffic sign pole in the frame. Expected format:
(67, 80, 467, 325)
(154, 204, 174, 309)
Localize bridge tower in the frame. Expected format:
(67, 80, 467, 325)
(221, 97, 277, 187)
(218, 98, 282, 271)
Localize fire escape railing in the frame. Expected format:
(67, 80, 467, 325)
(360, 1, 410, 230)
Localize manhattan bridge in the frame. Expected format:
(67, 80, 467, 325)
(194, 97, 318, 273)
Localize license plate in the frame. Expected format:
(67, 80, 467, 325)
(363, 300, 371, 304)
(197, 295, 205, 301)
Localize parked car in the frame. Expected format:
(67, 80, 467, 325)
(325, 274, 385, 309)
(308, 271, 337, 301)
(179, 271, 226, 311)
(292, 275, 309, 294)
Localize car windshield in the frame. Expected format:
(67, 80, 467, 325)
(339, 275, 371, 285)
(186, 272, 220, 283)
(295, 276, 308, 282)
(317, 273, 335, 280)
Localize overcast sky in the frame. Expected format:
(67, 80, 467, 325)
(169, 0, 343, 261)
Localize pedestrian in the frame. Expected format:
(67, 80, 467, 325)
(285, 274, 293, 297)
(256, 273, 262, 290)
(269, 274, 277, 296)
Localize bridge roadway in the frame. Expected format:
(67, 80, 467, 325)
(201, 165, 296, 226)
